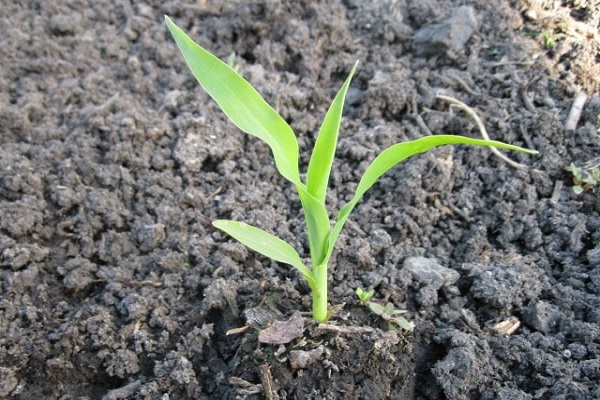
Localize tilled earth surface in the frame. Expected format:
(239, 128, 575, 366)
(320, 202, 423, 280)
(1, 0, 599, 399)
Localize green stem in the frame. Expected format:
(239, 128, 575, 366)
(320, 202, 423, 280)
(312, 263, 329, 322)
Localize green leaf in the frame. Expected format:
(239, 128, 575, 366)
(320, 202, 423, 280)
(165, 16, 302, 187)
(212, 220, 315, 288)
(356, 287, 374, 303)
(368, 302, 385, 316)
(326, 135, 538, 259)
(392, 316, 415, 332)
(294, 61, 360, 267)
(569, 163, 582, 181)
(306, 62, 359, 204)
(300, 62, 358, 266)
(383, 303, 395, 316)
(296, 186, 331, 267)
(166, 17, 333, 269)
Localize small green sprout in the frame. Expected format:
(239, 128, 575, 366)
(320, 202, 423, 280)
(542, 32, 556, 49)
(541, 31, 567, 50)
(355, 287, 375, 305)
(356, 288, 413, 331)
(367, 302, 414, 332)
(165, 16, 538, 323)
(569, 162, 600, 194)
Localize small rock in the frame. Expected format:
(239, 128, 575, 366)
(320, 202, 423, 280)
(48, 15, 76, 35)
(118, 293, 148, 321)
(567, 343, 587, 360)
(442, 285, 461, 297)
(11, 264, 39, 290)
(413, 6, 477, 57)
(170, 356, 197, 385)
(2, 246, 32, 270)
(289, 345, 325, 369)
(404, 257, 460, 289)
(106, 349, 140, 378)
(136, 223, 165, 252)
(345, 87, 363, 106)
(469, 261, 544, 309)
(416, 285, 439, 307)
(587, 245, 600, 265)
(495, 387, 531, 400)
(580, 359, 600, 379)
(522, 302, 561, 333)
(203, 279, 238, 312)
(102, 380, 143, 400)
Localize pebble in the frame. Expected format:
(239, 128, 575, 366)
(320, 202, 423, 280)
(48, 15, 76, 35)
(522, 302, 561, 333)
(405, 257, 460, 306)
(404, 257, 460, 289)
(413, 6, 477, 57)
(587, 245, 600, 265)
(289, 346, 325, 369)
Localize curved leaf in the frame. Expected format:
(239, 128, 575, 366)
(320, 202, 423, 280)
(165, 16, 301, 186)
(326, 135, 538, 260)
(306, 62, 359, 204)
(296, 185, 331, 266)
(167, 16, 333, 270)
(213, 220, 315, 288)
(301, 62, 358, 266)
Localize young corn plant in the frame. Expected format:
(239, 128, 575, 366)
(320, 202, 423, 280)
(165, 16, 538, 323)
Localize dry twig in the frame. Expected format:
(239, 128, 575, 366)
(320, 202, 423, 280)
(259, 364, 278, 400)
(317, 323, 376, 334)
(550, 180, 563, 204)
(485, 60, 535, 68)
(410, 94, 433, 136)
(564, 91, 588, 131)
(449, 73, 479, 96)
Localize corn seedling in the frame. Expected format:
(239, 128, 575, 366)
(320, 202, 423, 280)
(165, 16, 538, 323)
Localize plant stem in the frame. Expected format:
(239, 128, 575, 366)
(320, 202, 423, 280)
(312, 263, 328, 322)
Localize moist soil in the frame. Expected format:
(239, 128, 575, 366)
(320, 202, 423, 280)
(1, 1, 600, 399)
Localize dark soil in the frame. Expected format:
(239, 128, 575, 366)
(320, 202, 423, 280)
(2, 0, 599, 399)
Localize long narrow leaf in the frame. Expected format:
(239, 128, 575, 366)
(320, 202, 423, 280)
(300, 62, 358, 266)
(296, 185, 331, 266)
(165, 16, 302, 186)
(306, 62, 359, 204)
(325, 135, 538, 260)
(213, 220, 315, 288)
